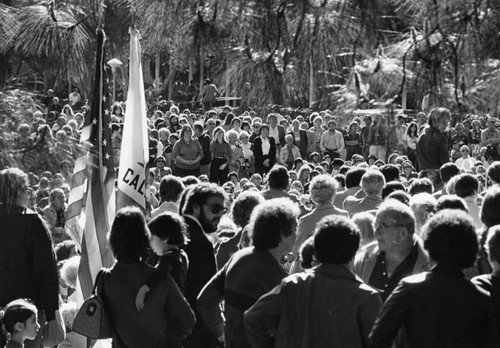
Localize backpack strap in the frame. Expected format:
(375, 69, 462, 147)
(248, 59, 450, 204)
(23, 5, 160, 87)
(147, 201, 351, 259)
(91, 270, 104, 296)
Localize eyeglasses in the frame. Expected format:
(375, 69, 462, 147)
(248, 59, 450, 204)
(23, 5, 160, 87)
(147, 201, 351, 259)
(207, 204, 228, 215)
(374, 222, 406, 231)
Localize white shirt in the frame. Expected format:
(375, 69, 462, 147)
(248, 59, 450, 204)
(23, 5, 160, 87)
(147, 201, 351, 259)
(261, 137, 271, 156)
(455, 156, 476, 171)
(268, 125, 280, 145)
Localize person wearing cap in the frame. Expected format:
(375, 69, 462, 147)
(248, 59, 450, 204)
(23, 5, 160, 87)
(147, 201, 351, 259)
(253, 124, 276, 175)
(320, 120, 345, 160)
(481, 116, 500, 156)
(331, 158, 344, 175)
(402, 160, 418, 181)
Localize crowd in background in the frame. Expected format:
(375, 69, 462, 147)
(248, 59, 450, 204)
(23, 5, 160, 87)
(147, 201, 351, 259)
(2, 90, 500, 347)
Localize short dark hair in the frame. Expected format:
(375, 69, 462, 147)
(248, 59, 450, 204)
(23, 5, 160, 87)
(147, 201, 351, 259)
(54, 240, 76, 262)
(408, 178, 434, 196)
(436, 195, 469, 213)
(380, 164, 400, 183)
(345, 167, 367, 188)
(299, 236, 315, 269)
(333, 174, 345, 189)
(487, 161, 500, 184)
(148, 212, 188, 246)
(267, 165, 289, 190)
(313, 215, 360, 264)
(108, 207, 150, 262)
(183, 183, 226, 215)
(382, 181, 406, 200)
(231, 191, 264, 227)
(454, 174, 479, 198)
(249, 198, 300, 250)
(440, 162, 460, 183)
(385, 190, 410, 206)
(181, 175, 200, 187)
(423, 209, 478, 269)
(481, 187, 500, 228)
(159, 175, 185, 202)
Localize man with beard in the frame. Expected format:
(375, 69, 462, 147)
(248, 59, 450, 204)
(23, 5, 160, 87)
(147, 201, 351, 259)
(182, 183, 227, 348)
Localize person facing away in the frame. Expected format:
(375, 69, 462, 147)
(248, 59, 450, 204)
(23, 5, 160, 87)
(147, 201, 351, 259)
(135, 212, 190, 311)
(244, 215, 382, 348)
(369, 209, 498, 348)
(197, 198, 300, 348)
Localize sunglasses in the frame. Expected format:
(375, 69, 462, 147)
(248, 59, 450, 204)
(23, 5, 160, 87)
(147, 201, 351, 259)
(207, 204, 228, 215)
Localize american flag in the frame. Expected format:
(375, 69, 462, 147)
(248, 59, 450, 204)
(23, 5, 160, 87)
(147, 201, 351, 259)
(65, 29, 115, 299)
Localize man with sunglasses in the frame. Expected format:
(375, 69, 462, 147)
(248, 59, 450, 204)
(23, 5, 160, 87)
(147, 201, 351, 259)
(354, 200, 429, 301)
(182, 183, 228, 348)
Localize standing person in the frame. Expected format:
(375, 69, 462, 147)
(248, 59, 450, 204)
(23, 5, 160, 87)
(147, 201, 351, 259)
(344, 121, 362, 161)
(253, 124, 276, 176)
(288, 119, 308, 159)
(193, 122, 212, 176)
(290, 174, 349, 273)
(150, 175, 185, 219)
(182, 184, 228, 348)
(210, 127, 232, 185)
(202, 79, 219, 111)
(416, 107, 451, 190)
(197, 198, 300, 348)
(319, 120, 345, 160)
(98, 207, 196, 348)
(369, 210, 498, 348)
(481, 116, 500, 157)
(387, 115, 407, 155)
(245, 215, 382, 348)
(367, 115, 389, 162)
(267, 114, 286, 149)
(361, 116, 373, 161)
(403, 121, 419, 168)
(172, 124, 203, 177)
(0, 168, 59, 348)
(455, 145, 476, 171)
(42, 188, 68, 244)
(354, 200, 429, 301)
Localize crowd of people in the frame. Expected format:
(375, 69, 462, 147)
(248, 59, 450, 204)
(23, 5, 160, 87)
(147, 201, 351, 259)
(1, 93, 500, 347)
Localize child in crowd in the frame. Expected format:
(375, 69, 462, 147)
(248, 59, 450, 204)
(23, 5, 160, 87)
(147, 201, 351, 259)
(0, 299, 40, 348)
(135, 212, 189, 311)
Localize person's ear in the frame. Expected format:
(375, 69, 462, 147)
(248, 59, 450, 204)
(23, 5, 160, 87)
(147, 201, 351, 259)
(193, 204, 201, 218)
(13, 322, 25, 333)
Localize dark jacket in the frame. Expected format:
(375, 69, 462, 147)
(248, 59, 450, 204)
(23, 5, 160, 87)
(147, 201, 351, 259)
(183, 215, 219, 348)
(472, 272, 500, 342)
(416, 126, 450, 170)
(0, 208, 59, 321)
(253, 136, 276, 175)
(369, 265, 498, 348)
(99, 262, 195, 348)
(244, 263, 382, 348)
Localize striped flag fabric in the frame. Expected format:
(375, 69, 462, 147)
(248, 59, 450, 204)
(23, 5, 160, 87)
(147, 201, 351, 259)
(116, 28, 149, 211)
(65, 28, 115, 299)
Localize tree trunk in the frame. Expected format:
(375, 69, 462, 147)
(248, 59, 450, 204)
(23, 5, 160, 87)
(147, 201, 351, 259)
(188, 58, 194, 83)
(0, 54, 9, 88)
(199, 46, 204, 100)
(155, 52, 161, 90)
(309, 54, 315, 109)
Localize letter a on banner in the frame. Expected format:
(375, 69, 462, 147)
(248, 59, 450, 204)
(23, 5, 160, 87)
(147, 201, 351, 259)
(117, 28, 149, 211)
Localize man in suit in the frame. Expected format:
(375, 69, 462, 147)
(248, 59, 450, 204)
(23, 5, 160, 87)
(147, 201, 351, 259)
(182, 183, 227, 348)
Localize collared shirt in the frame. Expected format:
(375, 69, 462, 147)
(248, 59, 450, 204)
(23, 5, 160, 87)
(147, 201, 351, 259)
(369, 243, 419, 300)
(261, 137, 270, 155)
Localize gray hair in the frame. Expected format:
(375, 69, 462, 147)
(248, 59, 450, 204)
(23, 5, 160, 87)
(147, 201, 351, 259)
(310, 174, 337, 204)
(361, 170, 386, 195)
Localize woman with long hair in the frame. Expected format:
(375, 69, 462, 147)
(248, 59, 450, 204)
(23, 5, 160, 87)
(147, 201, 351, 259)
(0, 168, 59, 348)
(210, 126, 232, 185)
(344, 121, 362, 161)
(172, 125, 203, 177)
(403, 121, 419, 167)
